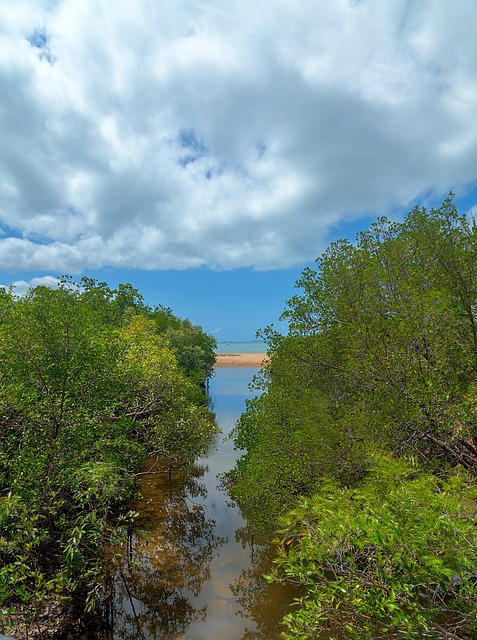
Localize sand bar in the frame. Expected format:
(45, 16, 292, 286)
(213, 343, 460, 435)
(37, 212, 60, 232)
(214, 352, 269, 368)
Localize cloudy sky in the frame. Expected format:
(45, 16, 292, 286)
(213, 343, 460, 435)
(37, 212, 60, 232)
(1, 0, 477, 339)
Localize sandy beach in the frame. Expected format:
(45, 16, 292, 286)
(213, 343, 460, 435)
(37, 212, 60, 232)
(214, 352, 269, 368)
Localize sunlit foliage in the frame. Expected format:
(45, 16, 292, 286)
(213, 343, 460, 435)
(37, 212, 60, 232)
(230, 196, 477, 636)
(269, 457, 477, 639)
(0, 278, 216, 636)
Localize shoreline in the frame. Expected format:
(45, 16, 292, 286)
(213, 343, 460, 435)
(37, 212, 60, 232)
(214, 352, 269, 368)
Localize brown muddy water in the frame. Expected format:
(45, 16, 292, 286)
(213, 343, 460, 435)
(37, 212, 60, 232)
(89, 367, 298, 640)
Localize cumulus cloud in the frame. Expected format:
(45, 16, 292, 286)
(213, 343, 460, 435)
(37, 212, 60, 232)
(0, 275, 60, 297)
(1, 0, 477, 272)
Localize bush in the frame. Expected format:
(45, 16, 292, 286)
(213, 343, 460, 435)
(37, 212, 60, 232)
(268, 456, 477, 639)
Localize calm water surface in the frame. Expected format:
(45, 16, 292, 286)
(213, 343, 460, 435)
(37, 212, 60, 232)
(215, 342, 267, 354)
(98, 367, 296, 640)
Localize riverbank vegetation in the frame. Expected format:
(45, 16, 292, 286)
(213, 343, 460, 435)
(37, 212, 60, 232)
(230, 196, 477, 638)
(0, 278, 217, 638)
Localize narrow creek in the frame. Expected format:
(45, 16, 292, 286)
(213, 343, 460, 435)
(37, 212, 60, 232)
(92, 365, 297, 640)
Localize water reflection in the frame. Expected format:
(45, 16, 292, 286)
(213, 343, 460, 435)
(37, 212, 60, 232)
(104, 461, 225, 639)
(91, 367, 298, 640)
(231, 526, 302, 640)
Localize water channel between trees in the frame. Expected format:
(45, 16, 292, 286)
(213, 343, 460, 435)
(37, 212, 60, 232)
(91, 366, 298, 640)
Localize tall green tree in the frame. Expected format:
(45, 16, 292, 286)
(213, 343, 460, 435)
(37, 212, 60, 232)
(151, 305, 217, 389)
(233, 196, 477, 520)
(229, 195, 477, 638)
(0, 279, 217, 636)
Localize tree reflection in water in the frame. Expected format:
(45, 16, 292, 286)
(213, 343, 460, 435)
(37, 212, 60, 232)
(230, 523, 303, 640)
(76, 367, 303, 640)
(104, 460, 226, 640)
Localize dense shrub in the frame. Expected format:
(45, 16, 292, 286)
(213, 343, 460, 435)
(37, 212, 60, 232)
(0, 279, 217, 636)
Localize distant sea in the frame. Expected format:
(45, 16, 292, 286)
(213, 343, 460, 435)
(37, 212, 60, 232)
(216, 341, 267, 354)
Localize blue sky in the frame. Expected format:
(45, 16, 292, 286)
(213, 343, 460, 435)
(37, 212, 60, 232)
(1, 1, 477, 341)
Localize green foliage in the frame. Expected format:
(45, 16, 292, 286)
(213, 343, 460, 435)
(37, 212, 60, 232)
(72, 461, 136, 512)
(231, 196, 477, 527)
(0, 278, 217, 636)
(229, 196, 477, 634)
(0, 284, 127, 441)
(77, 276, 148, 325)
(228, 333, 370, 526)
(151, 305, 217, 388)
(268, 456, 477, 639)
(279, 195, 477, 464)
(119, 314, 216, 466)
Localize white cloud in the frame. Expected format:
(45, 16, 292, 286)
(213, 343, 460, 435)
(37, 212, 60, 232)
(0, 275, 61, 297)
(1, 0, 477, 272)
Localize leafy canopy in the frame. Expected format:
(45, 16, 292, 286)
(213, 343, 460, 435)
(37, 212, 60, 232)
(229, 196, 477, 638)
(0, 278, 217, 636)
